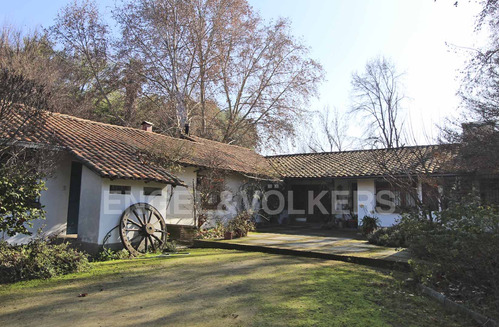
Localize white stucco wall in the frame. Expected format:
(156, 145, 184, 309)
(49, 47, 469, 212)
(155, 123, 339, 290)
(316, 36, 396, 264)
(165, 166, 197, 226)
(98, 178, 171, 246)
(3, 153, 72, 244)
(97, 168, 250, 244)
(356, 178, 415, 227)
(203, 172, 250, 227)
(3, 156, 257, 247)
(77, 166, 102, 244)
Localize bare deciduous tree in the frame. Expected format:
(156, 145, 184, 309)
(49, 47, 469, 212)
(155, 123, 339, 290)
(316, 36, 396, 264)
(115, 0, 226, 134)
(50, 0, 122, 123)
(459, 0, 499, 124)
(441, 0, 499, 178)
(350, 56, 405, 149)
(0, 26, 84, 116)
(306, 106, 355, 152)
(216, 16, 324, 147)
(115, 0, 324, 147)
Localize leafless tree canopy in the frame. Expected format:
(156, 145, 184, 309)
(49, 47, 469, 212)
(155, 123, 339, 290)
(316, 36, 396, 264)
(350, 56, 405, 149)
(0, 0, 324, 149)
(442, 0, 499, 175)
(301, 106, 356, 153)
(114, 0, 324, 148)
(49, 0, 124, 123)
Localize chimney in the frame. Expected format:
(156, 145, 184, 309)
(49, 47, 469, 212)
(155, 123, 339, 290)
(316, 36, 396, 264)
(184, 123, 190, 135)
(141, 121, 153, 132)
(462, 121, 495, 141)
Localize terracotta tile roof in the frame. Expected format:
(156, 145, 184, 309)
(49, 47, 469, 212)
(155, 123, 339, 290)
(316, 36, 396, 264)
(266, 145, 460, 179)
(1, 111, 276, 185)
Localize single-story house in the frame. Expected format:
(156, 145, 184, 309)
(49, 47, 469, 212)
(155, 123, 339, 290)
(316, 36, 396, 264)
(1, 111, 275, 252)
(266, 145, 498, 227)
(2, 111, 497, 253)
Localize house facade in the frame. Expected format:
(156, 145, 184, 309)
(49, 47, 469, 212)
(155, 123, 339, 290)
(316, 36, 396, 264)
(266, 145, 497, 227)
(2, 112, 275, 252)
(2, 112, 496, 252)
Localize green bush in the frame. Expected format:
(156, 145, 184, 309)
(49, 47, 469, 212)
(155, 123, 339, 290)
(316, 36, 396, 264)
(360, 215, 380, 235)
(404, 203, 498, 316)
(226, 211, 255, 237)
(0, 239, 90, 283)
(0, 166, 47, 236)
(95, 248, 131, 261)
(196, 211, 256, 239)
(163, 240, 178, 253)
(367, 225, 408, 248)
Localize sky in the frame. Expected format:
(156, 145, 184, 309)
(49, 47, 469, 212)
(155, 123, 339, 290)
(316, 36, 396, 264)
(0, 0, 484, 151)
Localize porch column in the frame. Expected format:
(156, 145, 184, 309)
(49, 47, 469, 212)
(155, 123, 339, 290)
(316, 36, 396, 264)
(356, 179, 376, 220)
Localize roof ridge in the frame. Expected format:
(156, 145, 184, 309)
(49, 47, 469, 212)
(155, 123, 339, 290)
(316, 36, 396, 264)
(49, 111, 260, 152)
(265, 144, 452, 158)
(187, 134, 258, 152)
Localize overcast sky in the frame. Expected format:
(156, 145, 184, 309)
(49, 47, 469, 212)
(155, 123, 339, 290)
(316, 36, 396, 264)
(1, 0, 483, 151)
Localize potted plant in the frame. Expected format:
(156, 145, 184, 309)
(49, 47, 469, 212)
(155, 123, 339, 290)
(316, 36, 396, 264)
(360, 215, 380, 235)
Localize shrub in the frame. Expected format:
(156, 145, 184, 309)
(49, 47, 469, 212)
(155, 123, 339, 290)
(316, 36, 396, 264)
(226, 211, 255, 237)
(95, 248, 131, 261)
(0, 239, 90, 283)
(360, 215, 380, 235)
(367, 225, 408, 248)
(196, 212, 256, 239)
(163, 241, 178, 253)
(0, 166, 47, 236)
(195, 221, 225, 239)
(404, 203, 498, 316)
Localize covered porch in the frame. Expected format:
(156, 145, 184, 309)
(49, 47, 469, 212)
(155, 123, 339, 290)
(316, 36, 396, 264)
(275, 177, 414, 228)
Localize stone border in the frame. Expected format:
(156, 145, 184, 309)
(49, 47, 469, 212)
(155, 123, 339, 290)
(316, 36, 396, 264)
(419, 284, 498, 327)
(193, 239, 410, 272)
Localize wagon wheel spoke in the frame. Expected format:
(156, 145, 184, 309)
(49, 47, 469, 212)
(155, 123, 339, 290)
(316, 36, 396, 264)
(130, 233, 142, 242)
(127, 218, 142, 228)
(120, 203, 167, 256)
(131, 235, 145, 250)
(124, 228, 141, 232)
(142, 209, 148, 226)
(132, 209, 146, 225)
(148, 235, 156, 252)
(127, 217, 143, 228)
(151, 234, 164, 245)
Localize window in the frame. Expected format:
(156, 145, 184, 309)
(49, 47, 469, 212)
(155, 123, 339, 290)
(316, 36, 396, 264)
(110, 185, 131, 195)
(375, 180, 417, 213)
(335, 184, 350, 211)
(144, 187, 162, 196)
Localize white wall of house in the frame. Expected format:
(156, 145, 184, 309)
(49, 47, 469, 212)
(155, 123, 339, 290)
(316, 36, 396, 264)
(3, 153, 72, 244)
(356, 178, 423, 227)
(3, 156, 255, 247)
(165, 166, 197, 226)
(98, 168, 250, 245)
(97, 178, 171, 246)
(77, 166, 103, 245)
(206, 172, 249, 225)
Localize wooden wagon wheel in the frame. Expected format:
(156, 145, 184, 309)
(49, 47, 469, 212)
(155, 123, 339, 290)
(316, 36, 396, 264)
(119, 203, 167, 256)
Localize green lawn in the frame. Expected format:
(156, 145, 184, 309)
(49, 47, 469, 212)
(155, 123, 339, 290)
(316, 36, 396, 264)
(0, 249, 475, 327)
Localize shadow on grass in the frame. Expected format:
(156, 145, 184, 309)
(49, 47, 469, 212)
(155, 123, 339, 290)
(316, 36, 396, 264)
(0, 249, 474, 327)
